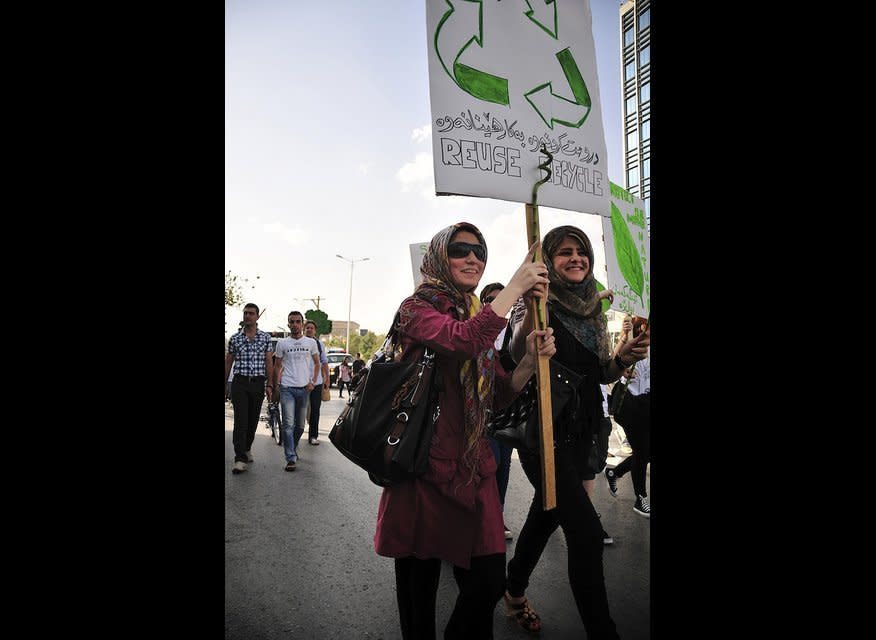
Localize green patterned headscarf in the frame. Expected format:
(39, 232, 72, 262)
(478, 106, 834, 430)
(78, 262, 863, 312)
(542, 225, 611, 364)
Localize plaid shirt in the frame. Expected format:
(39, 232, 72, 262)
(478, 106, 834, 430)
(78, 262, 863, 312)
(228, 329, 274, 376)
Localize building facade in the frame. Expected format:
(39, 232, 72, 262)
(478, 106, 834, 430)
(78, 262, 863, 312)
(619, 0, 651, 235)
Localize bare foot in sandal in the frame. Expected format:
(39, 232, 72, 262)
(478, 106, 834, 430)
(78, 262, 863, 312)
(504, 591, 542, 633)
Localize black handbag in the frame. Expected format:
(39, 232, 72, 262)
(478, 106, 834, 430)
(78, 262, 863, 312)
(487, 358, 583, 451)
(329, 313, 441, 487)
(609, 361, 637, 425)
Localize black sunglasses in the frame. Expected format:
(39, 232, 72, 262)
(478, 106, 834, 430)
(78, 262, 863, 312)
(448, 241, 486, 262)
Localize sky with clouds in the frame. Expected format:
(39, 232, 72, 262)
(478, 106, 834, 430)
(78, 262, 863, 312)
(226, 0, 625, 338)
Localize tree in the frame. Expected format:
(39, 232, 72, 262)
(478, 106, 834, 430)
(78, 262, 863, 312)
(225, 271, 258, 307)
(348, 331, 386, 361)
(225, 271, 259, 334)
(304, 309, 332, 336)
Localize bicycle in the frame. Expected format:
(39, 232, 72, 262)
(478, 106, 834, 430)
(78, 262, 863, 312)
(262, 401, 282, 446)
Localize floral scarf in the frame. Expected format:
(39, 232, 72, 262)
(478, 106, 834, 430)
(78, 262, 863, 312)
(399, 222, 494, 478)
(542, 225, 611, 364)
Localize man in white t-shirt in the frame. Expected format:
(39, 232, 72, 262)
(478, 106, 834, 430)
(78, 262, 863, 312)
(272, 311, 320, 472)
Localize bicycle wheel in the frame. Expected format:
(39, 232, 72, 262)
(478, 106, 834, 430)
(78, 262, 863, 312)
(269, 403, 282, 445)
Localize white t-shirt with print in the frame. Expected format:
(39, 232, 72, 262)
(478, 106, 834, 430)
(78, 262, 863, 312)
(275, 336, 319, 387)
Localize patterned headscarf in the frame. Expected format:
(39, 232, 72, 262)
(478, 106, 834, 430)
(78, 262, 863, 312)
(403, 222, 494, 478)
(542, 225, 611, 364)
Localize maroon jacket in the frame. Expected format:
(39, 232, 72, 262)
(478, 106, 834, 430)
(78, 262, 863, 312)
(374, 294, 519, 569)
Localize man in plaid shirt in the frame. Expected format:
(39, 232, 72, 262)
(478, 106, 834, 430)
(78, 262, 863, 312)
(225, 303, 275, 474)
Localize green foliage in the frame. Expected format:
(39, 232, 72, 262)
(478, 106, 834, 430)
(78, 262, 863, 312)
(593, 278, 611, 313)
(610, 203, 644, 304)
(305, 309, 332, 336)
(347, 331, 387, 361)
(225, 271, 259, 308)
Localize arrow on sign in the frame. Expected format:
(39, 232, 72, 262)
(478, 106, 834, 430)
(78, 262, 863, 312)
(523, 0, 558, 39)
(435, 0, 510, 105)
(524, 47, 591, 129)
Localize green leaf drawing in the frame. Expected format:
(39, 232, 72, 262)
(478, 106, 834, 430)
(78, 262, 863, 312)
(594, 278, 611, 313)
(610, 203, 645, 305)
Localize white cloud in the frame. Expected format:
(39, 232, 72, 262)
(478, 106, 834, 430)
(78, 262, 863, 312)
(396, 152, 434, 198)
(263, 221, 309, 247)
(411, 125, 431, 144)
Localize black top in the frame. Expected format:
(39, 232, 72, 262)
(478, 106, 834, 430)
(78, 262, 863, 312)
(548, 307, 606, 441)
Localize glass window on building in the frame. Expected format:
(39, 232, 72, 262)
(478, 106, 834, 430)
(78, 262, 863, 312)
(639, 8, 650, 31)
(627, 167, 639, 189)
(626, 129, 638, 150)
(639, 45, 650, 67)
(641, 120, 650, 141)
(625, 61, 636, 80)
(625, 95, 637, 116)
(642, 158, 650, 179)
(640, 82, 650, 103)
(624, 26, 634, 47)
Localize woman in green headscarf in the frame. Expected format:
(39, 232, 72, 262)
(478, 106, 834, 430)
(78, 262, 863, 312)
(503, 225, 649, 637)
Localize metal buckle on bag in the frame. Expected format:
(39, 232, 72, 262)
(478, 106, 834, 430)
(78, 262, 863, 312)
(387, 412, 409, 446)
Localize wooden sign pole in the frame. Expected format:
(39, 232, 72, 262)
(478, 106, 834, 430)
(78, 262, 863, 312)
(527, 145, 556, 511)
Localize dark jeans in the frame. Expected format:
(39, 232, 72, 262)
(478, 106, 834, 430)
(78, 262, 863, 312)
(306, 386, 323, 441)
(394, 554, 505, 640)
(488, 438, 512, 507)
(613, 392, 650, 497)
(507, 442, 619, 640)
(230, 377, 266, 462)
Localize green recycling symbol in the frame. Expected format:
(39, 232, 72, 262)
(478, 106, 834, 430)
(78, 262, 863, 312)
(434, 0, 591, 130)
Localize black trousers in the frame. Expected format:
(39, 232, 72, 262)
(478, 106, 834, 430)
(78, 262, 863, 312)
(394, 554, 505, 640)
(613, 392, 650, 497)
(230, 377, 265, 462)
(306, 386, 323, 441)
(507, 442, 619, 640)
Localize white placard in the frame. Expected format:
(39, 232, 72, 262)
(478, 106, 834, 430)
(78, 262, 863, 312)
(602, 182, 649, 318)
(409, 242, 429, 287)
(426, 0, 609, 216)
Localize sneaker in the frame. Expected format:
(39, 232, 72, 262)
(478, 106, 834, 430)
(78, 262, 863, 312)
(634, 495, 650, 518)
(621, 438, 633, 455)
(232, 461, 247, 474)
(309, 437, 320, 446)
(504, 524, 513, 540)
(604, 467, 618, 497)
(244, 450, 254, 462)
(602, 528, 614, 545)
(284, 461, 297, 472)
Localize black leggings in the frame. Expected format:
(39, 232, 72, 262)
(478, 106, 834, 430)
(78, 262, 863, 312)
(394, 554, 505, 640)
(507, 443, 619, 640)
(614, 392, 650, 497)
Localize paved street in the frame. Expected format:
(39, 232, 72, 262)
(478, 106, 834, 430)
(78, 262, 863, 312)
(225, 394, 650, 640)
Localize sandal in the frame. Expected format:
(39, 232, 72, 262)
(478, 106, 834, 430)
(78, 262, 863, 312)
(504, 593, 542, 633)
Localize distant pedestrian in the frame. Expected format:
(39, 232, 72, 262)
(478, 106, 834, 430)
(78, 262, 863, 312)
(480, 281, 514, 541)
(337, 356, 352, 398)
(225, 304, 275, 475)
(304, 320, 330, 446)
(605, 316, 651, 518)
(272, 311, 321, 472)
(351, 352, 367, 388)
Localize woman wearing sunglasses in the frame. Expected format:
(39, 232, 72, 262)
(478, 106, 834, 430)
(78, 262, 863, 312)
(374, 222, 556, 640)
(502, 225, 649, 638)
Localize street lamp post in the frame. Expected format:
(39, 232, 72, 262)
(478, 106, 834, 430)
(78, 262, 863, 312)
(336, 254, 369, 354)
